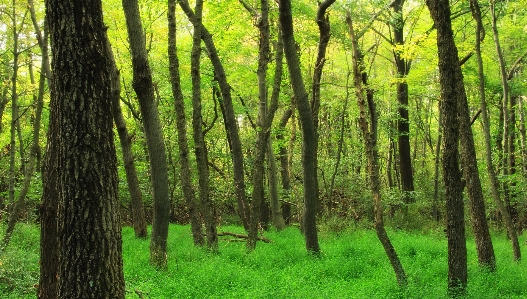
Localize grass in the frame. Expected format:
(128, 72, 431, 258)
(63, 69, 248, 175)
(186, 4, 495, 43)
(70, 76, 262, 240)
(1, 223, 526, 298)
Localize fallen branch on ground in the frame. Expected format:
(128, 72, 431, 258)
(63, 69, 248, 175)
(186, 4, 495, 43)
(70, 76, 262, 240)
(217, 231, 272, 243)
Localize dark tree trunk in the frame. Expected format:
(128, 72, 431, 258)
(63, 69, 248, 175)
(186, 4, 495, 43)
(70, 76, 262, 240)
(426, 0, 468, 293)
(347, 12, 407, 287)
(179, 0, 250, 231)
(279, 0, 320, 254)
(392, 0, 415, 203)
(311, 0, 336, 214)
(122, 0, 171, 268)
(168, 0, 205, 247)
(44, 0, 126, 297)
(277, 108, 293, 224)
(189, 0, 218, 251)
(110, 57, 148, 240)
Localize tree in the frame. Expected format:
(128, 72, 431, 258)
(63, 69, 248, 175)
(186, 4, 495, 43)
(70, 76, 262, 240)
(42, 0, 126, 297)
(168, 0, 205, 247)
(279, 0, 320, 254)
(189, 0, 218, 251)
(426, 0, 468, 293)
(347, 11, 407, 287)
(391, 0, 415, 202)
(122, 0, 171, 268)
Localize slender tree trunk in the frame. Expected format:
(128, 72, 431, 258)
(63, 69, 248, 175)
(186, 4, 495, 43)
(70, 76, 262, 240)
(347, 12, 407, 287)
(426, 0, 468, 293)
(189, 0, 218, 251)
(122, 0, 170, 268)
(518, 97, 527, 176)
(279, 0, 320, 254)
(392, 0, 415, 203)
(277, 108, 292, 224)
(168, 0, 205, 247)
(179, 0, 250, 231)
(470, 0, 520, 262)
(110, 53, 148, 240)
(1, 51, 44, 251)
(432, 105, 442, 222)
(311, 0, 336, 215)
(8, 0, 21, 220)
(44, 0, 126, 296)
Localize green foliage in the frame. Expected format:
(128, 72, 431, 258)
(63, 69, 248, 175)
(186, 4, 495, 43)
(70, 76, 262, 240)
(2, 224, 527, 298)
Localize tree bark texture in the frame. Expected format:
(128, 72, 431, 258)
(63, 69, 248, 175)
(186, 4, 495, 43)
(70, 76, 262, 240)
(122, 0, 171, 268)
(168, 0, 205, 247)
(277, 108, 293, 224)
(347, 12, 407, 287)
(44, 0, 126, 297)
(426, 0, 468, 292)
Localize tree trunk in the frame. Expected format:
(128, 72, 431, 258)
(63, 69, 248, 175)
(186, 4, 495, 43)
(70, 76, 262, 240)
(190, 0, 218, 251)
(110, 53, 148, 240)
(122, 0, 170, 268)
(392, 0, 415, 203)
(426, 0, 468, 293)
(179, 0, 250, 231)
(168, 0, 205, 247)
(279, 0, 320, 254)
(311, 0, 336, 215)
(470, 0, 519, 264)
(44, 0, 126, 296)
(1, 51, 44, 251)
(277, 108, 293, 224)
(347, 12, 407, 287)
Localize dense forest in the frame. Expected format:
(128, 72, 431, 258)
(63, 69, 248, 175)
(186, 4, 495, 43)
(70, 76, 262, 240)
(0, 0, 526, 297)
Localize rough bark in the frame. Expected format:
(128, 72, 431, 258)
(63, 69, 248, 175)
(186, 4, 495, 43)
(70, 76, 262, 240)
(426, 0, 468, 293)
(122, 0, 170, 268)
(279, 0, 320, 254)
(44, 0, 126, 297)
(189, 0, 218, 251)
(347, 12, 407, 287)
(179, 0, 250, 231)
(168, 0, 205, 247)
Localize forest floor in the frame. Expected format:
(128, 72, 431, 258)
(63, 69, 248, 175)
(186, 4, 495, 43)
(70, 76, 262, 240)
(1, 222, 526, 298)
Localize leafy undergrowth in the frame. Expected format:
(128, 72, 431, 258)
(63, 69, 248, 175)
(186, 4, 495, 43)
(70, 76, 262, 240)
(1, 223, 526, 298)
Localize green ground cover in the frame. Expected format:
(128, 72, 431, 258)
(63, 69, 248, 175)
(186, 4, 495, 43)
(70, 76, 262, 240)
(1, 223, 526, 298)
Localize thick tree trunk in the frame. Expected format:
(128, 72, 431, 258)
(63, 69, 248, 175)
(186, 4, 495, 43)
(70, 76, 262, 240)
(347, 12, 407, 287)
(168, 0, 205, 247)
(190, 0, 218, 251)
(426, 0, 468, 293)
(279, 0, 320, 254)
(122, 0, 170, 268)
(44, 0, 126, 297)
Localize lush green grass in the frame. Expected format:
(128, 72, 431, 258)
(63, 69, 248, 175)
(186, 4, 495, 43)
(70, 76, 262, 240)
(1, 223, 526, 298)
